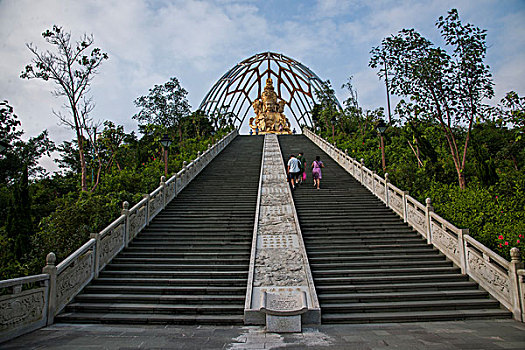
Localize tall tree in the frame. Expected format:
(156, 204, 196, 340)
(21, 25, 108, 191)
(133, 77, 191, 142)
(370, 9, 493, 189)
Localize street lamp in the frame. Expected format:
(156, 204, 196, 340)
(376, 120, 388, 172)
(160, 134, 172, 177)
(330, 116, 336, 145)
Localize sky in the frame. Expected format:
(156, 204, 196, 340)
(1, 0, 524, 172)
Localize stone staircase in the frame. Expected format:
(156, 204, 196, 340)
(278, 135, 511, 323)
(55, 136, 264, 325)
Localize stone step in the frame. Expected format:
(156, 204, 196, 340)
(312, 266, 461, 277)
(55, 312, 243, 325)
(75, 293, 245, 304)
(321, 309, 511, 324)
(83, 285, 246, 295)
(302, 229, 417, 235)
(305, 239, 428, 246)
(93, 277, 246, 287)
(123, 246, 249, 253)
(128, 241, 252, 248)
(112, 257, 248, 265)
(318, 289, 490, 302)
(117, 251, 250, 259)
(315, 281, 480, 293)
(105, 263, 248, 271)
(308, 252, 441, 261)
(311, 259, 450, 270)
(99, 270, 248, 278)
(66, 302, 243, 315)
(321, 299, 501, 313)
(314, 273, 468, 286)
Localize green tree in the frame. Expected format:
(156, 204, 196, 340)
(370, 9, 493, 189)
(21, 25, 108, 192)
(133, 77, 191, 142)
(6, 165, 33, 261)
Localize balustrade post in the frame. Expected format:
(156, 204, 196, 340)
(160, 176, 166, 209)
(425, 198, 434, 245)
(122, 201, 130, 247)
(360, 158, 364, 184)
(175, 172, 181, 196)
(384, 173, 390, 207)
(197, 151, 202, 173)
(509, 248, 524, 321)
(182, 161, 188, 188)
(457, 229, 468, 274)
(42, 252, 57, 325)
(90, 232, 101, 277)
(372, 171, 376, 194)
(144, 194, 151, 225)
(518, 270, 525, 322)
(402, 191, 409, 222)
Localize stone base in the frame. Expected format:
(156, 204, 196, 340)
(266, 314, 301, 333)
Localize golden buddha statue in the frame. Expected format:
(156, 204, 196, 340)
(249, 78, 292, 134)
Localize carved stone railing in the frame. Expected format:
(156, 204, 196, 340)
(0, 274, 49, 343)
(0, 129, 238, 343)
(303, 127, 525, 322)
(245, 134, 320, 332)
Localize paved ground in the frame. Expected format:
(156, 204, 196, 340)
(1, 319, 525, 350)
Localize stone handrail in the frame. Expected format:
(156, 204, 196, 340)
(303, 127, 525, 322)
(0, 274, 49, 343)
(0, 129, 238, 343)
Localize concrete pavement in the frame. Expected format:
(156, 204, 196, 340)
(1, 319, 524, 349)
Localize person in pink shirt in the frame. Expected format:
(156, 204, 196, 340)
(312, 156, 324, 190)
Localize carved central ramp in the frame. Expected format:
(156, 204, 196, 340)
(55, 136, 263, 325)
(279, 135, 511, 323)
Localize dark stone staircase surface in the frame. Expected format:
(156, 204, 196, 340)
(56, 136, 264, 325)
(278, 134, 511, 324)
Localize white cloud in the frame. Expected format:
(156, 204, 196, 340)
(1, 0, 524, 171)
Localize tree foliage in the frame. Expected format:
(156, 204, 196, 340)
(369, 9, 493, 189)
(133, 77, 191, 142)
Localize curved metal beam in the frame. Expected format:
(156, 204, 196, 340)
(199, 52, 341, 131)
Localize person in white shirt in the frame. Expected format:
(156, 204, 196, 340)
(287, 155, 302, 189)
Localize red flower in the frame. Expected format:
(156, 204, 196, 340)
(495, 196, 498, 199)
(519, 234, 523, 238)
(498, 235, 503, 240)
(505, 241, 509, 246)
(499, 244, 502, 248)
(518, 239, 521, 244)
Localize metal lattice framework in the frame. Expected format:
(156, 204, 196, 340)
(199, 52, 340, 131)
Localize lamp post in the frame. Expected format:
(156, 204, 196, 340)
(331, 116, 336, 145)
(376, 120, 388, 172)
(160, 134, 172, 177)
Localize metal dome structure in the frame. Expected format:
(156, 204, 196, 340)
(199, 52, 341, 132)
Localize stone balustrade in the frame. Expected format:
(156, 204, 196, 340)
(0, 129, 238, 343)
(303, 127, 525, 322)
